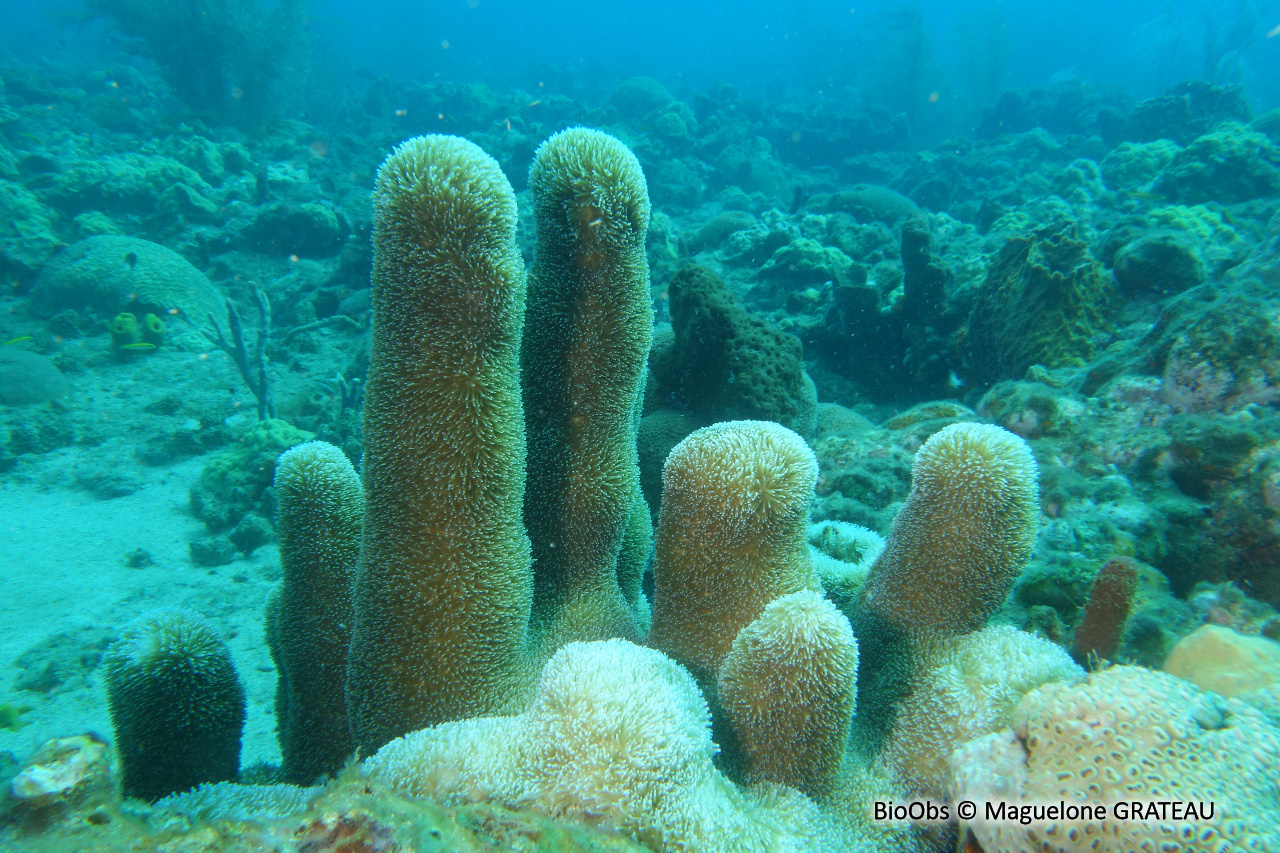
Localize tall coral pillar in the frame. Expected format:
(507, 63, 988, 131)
(850, 421, 1039, 754)
(270, 440, 362, 783)
(522, 128, 654, 653)
(346, 135, 533, 754)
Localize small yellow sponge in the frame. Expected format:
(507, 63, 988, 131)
(650, 420, 819, 681)
(858, 422, 1039, 639)
(718, 590, 858, 799)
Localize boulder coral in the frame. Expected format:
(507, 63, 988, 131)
(31, 234, 223, 327)
(953, 666, 1280, 853)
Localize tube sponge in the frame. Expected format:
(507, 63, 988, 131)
(856, 422, 1039, 639)
(103, 609, 245, 802)
(1070, 556, 1138, 666)
(364, 639, 827, 853)
(346, 134, 533, 754)
(521, 127, 654, 653)
(649, 420, 819, 681)
(718, 590, 858, 799)
(270, 440, 362, 783)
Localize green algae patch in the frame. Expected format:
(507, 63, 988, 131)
(0, 702, 32, 731)
(189, 418, 314, 533)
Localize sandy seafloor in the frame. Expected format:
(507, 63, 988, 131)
(0, 386, 285, 772)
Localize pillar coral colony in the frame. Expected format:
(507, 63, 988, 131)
(873, 800, 1216, 824)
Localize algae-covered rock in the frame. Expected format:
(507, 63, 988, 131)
(801, 265, 912, 402)
(967, 220, 1114, 382)
(188, 418, 314, 532)
(1156, 282, 1280, 415)
(42, 152, 219, 220)
(1255, 108, 1280, 145)
(1112, 230, 1205, 296)
(609, 76, 677, 119)
(0, 349, 70, 406)
(712, 139, 789, 200)
(977, 380, 1085, 439)
(241, 201, 349, 258)
(1155, 121, 1280, 204)
(1099, 139, 1180, 190)
(0, 769, 650, 853)
(4, 408, 75, 455)
(651, 265, 817, 436)
(31, 235, 223, 324)
(1124, 80, 1252, 146)
(817, 184, 922, 225)
(177, 136, 226, 184)
(1146, 203, 1250, 273)
(0, 180, 61, 283)
(690, 210, 757, 253)
(7, 734, 115, 818)
(757, 237, 856, 292)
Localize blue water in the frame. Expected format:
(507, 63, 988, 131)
(5, 0, 1280, 114)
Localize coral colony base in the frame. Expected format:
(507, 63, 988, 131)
(3, 71, 1280, 850)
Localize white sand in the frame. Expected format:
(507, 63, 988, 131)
(0, 450, 283, 769)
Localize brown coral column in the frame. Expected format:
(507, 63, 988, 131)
(521, 128, 654, 655)
(346, 135, 534, 754)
